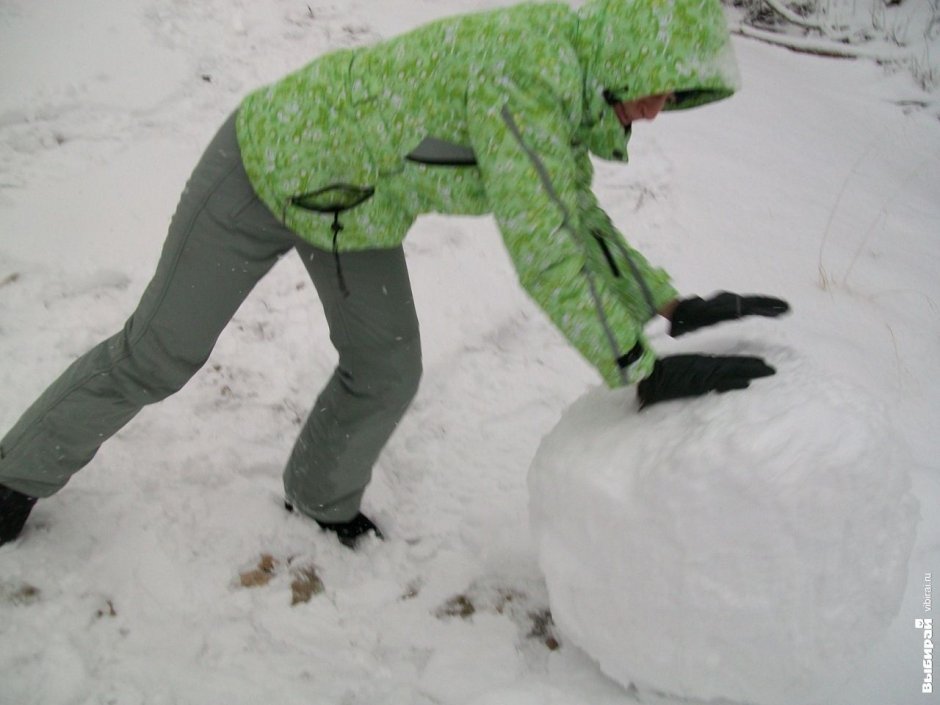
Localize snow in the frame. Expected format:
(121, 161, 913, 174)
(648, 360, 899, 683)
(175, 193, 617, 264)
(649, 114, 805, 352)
(727, 0, 940, 101)
(529, 352, 920, 704)
(1, 1, 938, 705)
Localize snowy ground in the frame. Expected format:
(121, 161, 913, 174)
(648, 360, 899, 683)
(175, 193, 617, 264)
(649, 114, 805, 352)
(1, 1, 938, 704)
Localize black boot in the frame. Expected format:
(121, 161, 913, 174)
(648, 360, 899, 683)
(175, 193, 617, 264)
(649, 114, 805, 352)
(285, 502, 383, 549)
(316, 513, 384, 548)
(0, 484, 38, 546)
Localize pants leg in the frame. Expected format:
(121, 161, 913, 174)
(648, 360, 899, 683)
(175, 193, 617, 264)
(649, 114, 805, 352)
(285, 243, 422, 522)
(0, 112, 299, 498)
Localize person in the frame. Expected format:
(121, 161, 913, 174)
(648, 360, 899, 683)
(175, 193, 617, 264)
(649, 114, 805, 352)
(0, 0, 788, 549)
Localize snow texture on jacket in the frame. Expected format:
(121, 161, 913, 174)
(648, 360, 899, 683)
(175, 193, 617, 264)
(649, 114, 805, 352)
(235, 0, 739, 387)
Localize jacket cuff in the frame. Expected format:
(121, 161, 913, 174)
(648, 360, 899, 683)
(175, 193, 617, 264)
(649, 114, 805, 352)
(645, 271, 679, 321)
(599, 336, 656, 388)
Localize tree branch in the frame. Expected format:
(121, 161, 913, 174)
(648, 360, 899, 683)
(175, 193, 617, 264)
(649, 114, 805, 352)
(733, 24, 912, 60)
(760, 0, 857, 42)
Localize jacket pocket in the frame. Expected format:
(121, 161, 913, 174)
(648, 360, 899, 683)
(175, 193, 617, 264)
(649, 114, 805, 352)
(288, 183, 376, 298)
(405, 136, 478, 167)
(592, 232, 622, 278)
(284, 182, 376, 236)
(289, 183, 375, 214)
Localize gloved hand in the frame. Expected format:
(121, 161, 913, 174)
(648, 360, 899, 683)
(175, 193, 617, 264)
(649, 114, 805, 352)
(637, 354, 776, 409)
(669, 292, 789, 338)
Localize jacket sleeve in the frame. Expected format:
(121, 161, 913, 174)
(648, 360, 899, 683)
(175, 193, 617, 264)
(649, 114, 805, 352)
(466, 70, 677, 387)
(574, 150, 678, 325)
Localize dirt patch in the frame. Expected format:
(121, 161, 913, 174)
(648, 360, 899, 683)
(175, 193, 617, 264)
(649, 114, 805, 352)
(527, 608, 560, 651)
(435, 594, 476, 620)
(400, 579, 422, 601)
(433, 581, 561, 651)
(290, 565, 324, 605)
(238, 553, 279, 588)
(3, 582, 41, 606)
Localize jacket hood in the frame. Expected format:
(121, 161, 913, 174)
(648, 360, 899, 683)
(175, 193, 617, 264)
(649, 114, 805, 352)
(574, 0, 740, 161)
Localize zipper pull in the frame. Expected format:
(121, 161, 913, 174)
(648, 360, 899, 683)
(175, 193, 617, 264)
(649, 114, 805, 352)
(331, 212, 350, 298)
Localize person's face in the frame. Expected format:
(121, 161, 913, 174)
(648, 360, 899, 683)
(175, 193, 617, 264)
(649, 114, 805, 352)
(613, 93, 672, 127)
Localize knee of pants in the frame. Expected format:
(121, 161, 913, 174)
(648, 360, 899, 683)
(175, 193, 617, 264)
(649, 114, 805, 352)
(339, 339, 422, 407)
(109, 326, 209, 404)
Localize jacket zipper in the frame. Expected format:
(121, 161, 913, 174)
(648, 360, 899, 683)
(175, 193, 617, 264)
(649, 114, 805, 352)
(500, 104, 629, 385)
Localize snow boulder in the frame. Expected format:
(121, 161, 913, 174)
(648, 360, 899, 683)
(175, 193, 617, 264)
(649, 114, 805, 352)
(528, 352, 919, 705)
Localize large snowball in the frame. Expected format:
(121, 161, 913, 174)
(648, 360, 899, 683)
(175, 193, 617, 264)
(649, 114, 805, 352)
(529, 353, 919, 705)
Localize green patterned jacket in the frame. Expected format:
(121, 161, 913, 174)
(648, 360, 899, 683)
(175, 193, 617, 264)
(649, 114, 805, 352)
(236, 0, 739, 387)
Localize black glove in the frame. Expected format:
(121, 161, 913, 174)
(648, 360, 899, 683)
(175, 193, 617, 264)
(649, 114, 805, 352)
(637, 354, 776, 409)
(669, 292, 790, 337)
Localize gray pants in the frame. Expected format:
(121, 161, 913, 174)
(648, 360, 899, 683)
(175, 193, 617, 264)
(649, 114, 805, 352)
(0, 112, 421, 522)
